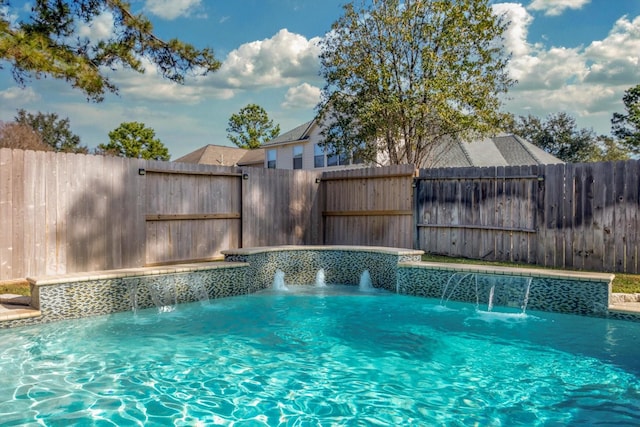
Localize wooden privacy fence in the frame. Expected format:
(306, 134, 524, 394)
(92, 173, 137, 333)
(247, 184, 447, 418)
(322, 164, 415, 248)
(415, 165, 541, 264)
(0, 148, 324, 281)
(2, 147, 640, 280)
(414, 160, 640, 274)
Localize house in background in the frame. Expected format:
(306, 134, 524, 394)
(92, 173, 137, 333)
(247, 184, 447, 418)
(260, 119, 563, 170)
(174, 144, 264, 167)
(176, 121, 563, 169)
(261, 120, 367, 171)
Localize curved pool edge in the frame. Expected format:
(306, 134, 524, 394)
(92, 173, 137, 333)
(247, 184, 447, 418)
(3, 245, 638, 328)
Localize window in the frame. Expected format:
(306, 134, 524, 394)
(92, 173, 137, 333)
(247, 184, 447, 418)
(314, 144, 325, 168)
(352, 142, 366, 164)
(293, 146, 303, 169)
(327, 146, 349, 167)
(267, 149, 276, 169)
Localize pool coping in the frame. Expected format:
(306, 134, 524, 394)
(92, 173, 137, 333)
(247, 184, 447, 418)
(221, 245, 424, 257)
(399, 261, 615, 282)
(26, 261, 248, 287)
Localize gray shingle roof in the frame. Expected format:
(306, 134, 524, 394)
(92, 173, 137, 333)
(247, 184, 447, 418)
(432, 134, 563, 167)
(174, 144, 249, 166)
(261, 120, 315, 147)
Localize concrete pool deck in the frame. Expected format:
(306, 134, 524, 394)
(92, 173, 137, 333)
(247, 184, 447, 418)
(0, 298, 41, 322)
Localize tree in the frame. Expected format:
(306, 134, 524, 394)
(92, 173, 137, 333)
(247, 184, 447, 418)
(588, 135, 631, 162)
(15, 109, 87, 153)
(98, 122, 170, 160)
(226, 104, 281, 149)
(0, 0, 220, 101)
(316, 0, 514, 167)
(0, 121, 52, 151)
(611, 84, 640, 154)
(507, 113, 606, 163)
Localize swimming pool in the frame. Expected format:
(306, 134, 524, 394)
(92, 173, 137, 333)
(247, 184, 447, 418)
(1, 285, 639, 425)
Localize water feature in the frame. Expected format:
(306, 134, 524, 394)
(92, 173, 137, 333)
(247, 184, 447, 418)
(1, 290, 639, 425)
(315, 268, 327, 287)
(127, 278, 141, 313)
(272, 269, 289, 291)
(147, 279, 177, 313)
(188, 277, 210, 304)
(440, 272, 477, 307)
(440, 273, 533, 314)
(358, 269, 374, 291)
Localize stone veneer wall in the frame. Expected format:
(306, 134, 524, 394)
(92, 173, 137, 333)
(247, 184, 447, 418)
(3, 246, 634, 328)
(222, 246, 423, 293)
(397, 262, 613, 317)
(2, 263, 247, 329)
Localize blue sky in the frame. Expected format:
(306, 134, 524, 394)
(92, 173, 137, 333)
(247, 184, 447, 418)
(1, 0, 639, 159)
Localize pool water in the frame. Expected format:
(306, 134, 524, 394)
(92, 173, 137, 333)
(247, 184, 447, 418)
(1, 285, 639, 426)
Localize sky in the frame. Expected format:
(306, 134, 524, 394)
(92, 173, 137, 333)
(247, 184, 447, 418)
(1, 0, 639, 160)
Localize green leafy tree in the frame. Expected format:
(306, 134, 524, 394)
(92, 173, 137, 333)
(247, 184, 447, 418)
(226, 104, 281, 149)
(0, 0, 220, 101)
(611, 84, 640, 154)
(98, 122, 170, 160)
(316, 0, 514, 167)
(508, 113, 605, 163)
(588, 135, 631, 162)
(15, 109, 87, 153)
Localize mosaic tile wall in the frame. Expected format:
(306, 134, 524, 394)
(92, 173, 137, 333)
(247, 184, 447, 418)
(397, 265, 611, 316)
(2, 266, 247, 328)
(224, 249, 421, 292)
(2, 247, 628, 328)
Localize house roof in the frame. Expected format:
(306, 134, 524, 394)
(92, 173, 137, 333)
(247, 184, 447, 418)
(174, 144, 250, 166)
(261, 120, 315, 147)
(237, 148, 265, 166)
(432, 134, 563, 167)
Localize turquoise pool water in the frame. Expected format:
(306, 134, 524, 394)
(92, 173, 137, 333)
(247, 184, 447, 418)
(1, 285, 639, 426)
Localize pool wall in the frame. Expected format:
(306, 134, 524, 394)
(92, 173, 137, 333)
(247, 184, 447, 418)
(2, 263, 247, 329)
(397, 262, 613, 316)
(222, 246, 423, 293)
(2, 245, 633, 328)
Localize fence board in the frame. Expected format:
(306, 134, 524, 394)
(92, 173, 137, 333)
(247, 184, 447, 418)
(11, 149, 25, 278)
(624, 161, 638, 272)
(0, 149, 13, 279)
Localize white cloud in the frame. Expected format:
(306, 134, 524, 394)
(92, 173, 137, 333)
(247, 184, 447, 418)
(0, 87, 39, 103)
(78, 11, 115, 43)
(584, 15, 640, 84)
(207, 29, 322, 91)
(528, 0, 590, 16)
(493, 3, 640, 134)
(492, 3, 534, 57)
(144, 0, 204, 20)
(282, 83, 321, 109)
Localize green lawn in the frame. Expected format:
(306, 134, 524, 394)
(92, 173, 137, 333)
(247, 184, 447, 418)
(0, 280, 30, 296)
(421, 254, 640, 294)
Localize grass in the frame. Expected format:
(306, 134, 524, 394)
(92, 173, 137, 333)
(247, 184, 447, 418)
(421, 254, 640, 294)
(0, 280, 30, 296)
(1, 256, 639, 296)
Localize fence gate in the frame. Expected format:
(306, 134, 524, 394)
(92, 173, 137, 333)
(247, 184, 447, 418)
(322, 164, 416, 248)
(143, 164, 242, 265)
